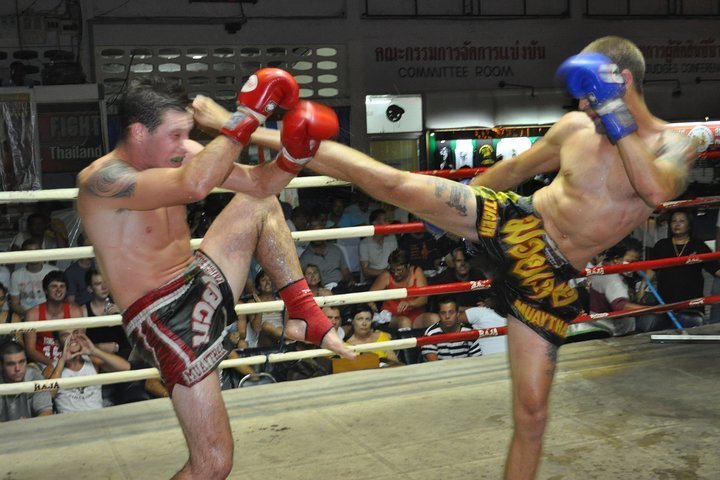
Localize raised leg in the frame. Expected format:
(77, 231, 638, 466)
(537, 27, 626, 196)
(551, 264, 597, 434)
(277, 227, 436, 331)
(171, 372, 233, 480)
(504, 315, 557, 480)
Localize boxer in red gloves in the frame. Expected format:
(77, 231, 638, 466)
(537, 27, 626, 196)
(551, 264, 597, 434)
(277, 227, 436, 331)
(78, 69, 353, 479)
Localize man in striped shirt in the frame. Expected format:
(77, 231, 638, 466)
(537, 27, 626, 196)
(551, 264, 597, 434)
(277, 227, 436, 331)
(421, 297, 482, 361)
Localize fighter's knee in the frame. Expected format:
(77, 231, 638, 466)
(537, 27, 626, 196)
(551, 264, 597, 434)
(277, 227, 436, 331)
(514, 396, 550, 439)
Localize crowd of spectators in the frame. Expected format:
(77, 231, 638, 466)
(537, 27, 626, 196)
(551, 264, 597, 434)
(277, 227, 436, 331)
(1, 195, 719, 422)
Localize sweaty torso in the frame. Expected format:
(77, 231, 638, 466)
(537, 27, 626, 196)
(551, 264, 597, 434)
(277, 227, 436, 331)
(77, 155, 194, 308)
(533, 114, 666, 268)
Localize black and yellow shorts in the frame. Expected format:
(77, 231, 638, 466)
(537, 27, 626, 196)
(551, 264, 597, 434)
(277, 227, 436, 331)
(471, 186, 584, 346)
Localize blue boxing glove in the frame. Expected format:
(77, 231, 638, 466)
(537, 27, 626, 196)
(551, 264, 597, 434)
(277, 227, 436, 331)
(556, 53, 637, 143)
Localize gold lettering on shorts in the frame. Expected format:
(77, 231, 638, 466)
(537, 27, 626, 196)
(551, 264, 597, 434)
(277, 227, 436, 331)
(502, 216, 578, 308)
(480, 199, 498, 237)
(513, 299, 569, 338)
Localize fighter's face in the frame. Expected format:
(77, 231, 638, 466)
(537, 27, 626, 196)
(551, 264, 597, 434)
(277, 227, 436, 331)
(143, 110, 193, 168)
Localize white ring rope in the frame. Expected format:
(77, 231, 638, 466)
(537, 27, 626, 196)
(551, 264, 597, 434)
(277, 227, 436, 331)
(0, 176, 350, 204)
(0, 329, 505, 396)
(0, 224, 417, 264)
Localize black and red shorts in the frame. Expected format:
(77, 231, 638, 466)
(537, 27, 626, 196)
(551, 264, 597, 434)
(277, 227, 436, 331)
(122, 250, 237, 394)
(471, 186, 584, 347)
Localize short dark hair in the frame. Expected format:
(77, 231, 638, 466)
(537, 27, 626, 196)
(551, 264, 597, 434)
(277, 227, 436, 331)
(436, 297, 458, 311)
(388, 248, 409, 266)
(369, 209, 386, 224)
(350, 303, 374, 321)
(85, 268, 101, 287)
(118, 76, 189, 141)
(0, 341, 25, 362)
(582, 36, 645, 95)
(42, 270, 68, 291)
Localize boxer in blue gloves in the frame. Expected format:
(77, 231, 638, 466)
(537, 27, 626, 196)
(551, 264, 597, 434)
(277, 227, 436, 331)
(251, 36, 698, 479)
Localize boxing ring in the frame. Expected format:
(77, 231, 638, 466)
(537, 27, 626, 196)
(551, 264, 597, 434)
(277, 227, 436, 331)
(1, 169, 720, 479)
(1, 324, 719, 479)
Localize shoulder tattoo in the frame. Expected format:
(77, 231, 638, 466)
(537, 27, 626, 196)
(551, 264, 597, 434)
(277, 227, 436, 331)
(86, 159, 137, 198)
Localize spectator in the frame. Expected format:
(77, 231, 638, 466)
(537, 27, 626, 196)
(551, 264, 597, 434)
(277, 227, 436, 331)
(23, 271, 85, 370)
(430, 246, 495, 312)
(585, 239, 644, 336)
(64, 235, 95, 306)
(246, 270, 285, 349)
(398, 213, 441, 272)
(48, 329, 130, 414)
(321, 305, 345, 341)
(82, 269, 130, 358)
(10, 212, 67, 251)
(640, 210, 719, 331)
(286, 206, 309, 256)
(344, 192, 379, 226)
(462, 306, 508, 355)
(326, 196, 360, 228)
(0, 266, 10, 309)
(421, 298, 482, 362)
(9, 239, 57, 315)
(304, 264, 332, 297)
(299, 219, 354, 287)
(344, 304, 402, 366)
(0, 284, 22, 344)
(370, 249, 435, 329)
(358, 209, 397, 283)
(0, 341, 53, 421)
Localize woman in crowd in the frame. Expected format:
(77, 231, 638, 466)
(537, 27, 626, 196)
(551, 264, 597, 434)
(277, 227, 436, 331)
(344, 304, 402, 366)
(641, 209, 720, 331)
(246, 270, 286, 349)
(303, 263, 333, 297)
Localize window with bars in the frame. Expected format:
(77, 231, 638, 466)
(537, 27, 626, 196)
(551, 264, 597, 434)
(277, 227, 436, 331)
(95, 44, 347, 108)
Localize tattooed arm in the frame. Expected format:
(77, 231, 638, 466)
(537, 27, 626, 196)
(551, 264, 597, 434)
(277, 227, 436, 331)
(252, 129, 481, 239)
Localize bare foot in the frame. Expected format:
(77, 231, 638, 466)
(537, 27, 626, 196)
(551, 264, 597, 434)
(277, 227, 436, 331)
(286, 319, 356, 359)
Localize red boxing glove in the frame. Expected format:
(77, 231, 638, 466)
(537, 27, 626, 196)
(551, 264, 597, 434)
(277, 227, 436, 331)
(276, 100, 339, 174)
(220, 68, 299, 145)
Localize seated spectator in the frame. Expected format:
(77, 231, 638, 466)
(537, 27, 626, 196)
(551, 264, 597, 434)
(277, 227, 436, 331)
(0, 266, 10, 308)
(586, 239, 644, 336)
(286, 206, 309, 256)
(0, 341, 53, 421)
(9, 239, 58, 315)
(0, 284, 22, 344)
(344, 192, 379, 226)
(10, 211, 67, 252)
(23, 271, 85, 370)
(326, 196, 361, 228)
(322, 305, 345, 341)
(461, 306, 508, 355)
(304, 264, 333, 297)
(82, 269, 130, 358)
(359, 209, 398, 283)
(47, 329, 130, 414)
(398, 213, 441, 272)
(344, 304, 402, 366)
(421, 298, 482, 362)
(640, 209, 719, 332)
(370, 249, 435, 329)
(64, 234, 95, 305)
(430, 247, 495, 312)
(246, 270, 286, 349)
(300, 219, 354, 288)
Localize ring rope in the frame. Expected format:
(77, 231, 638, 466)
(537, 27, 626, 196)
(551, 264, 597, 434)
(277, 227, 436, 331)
(0, 280, 491, 336)
(0, 326, 507, 396)
(0, 223, 428, 264)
